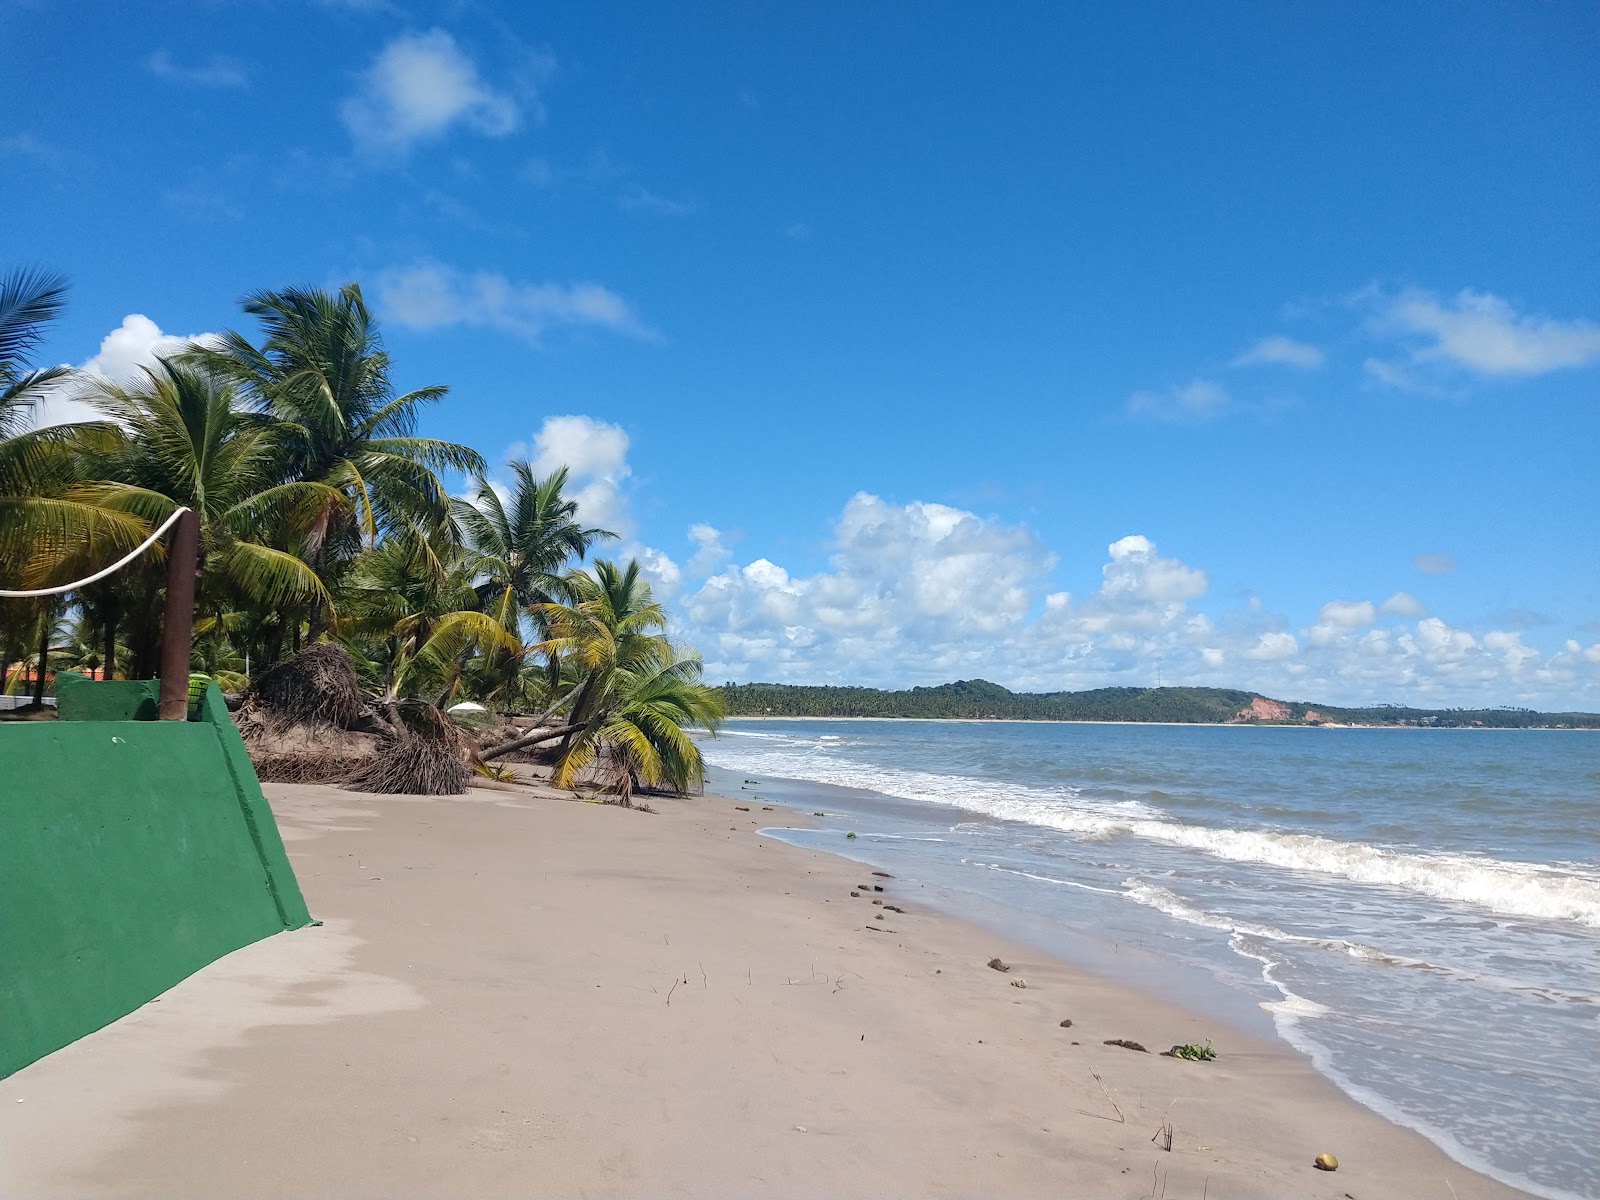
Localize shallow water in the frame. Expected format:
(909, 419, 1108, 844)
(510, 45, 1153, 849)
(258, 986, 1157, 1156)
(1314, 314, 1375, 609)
(700, 719, 1600, 1200)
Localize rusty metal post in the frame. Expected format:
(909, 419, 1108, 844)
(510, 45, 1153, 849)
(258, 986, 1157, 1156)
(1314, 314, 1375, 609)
(157, 508, 199, 720)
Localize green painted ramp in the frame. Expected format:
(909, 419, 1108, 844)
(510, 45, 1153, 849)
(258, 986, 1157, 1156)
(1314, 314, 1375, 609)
(0, 676, 312, 1077)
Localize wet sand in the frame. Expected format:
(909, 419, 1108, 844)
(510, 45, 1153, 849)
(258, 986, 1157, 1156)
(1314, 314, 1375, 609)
(0, 779, 1531, 1199)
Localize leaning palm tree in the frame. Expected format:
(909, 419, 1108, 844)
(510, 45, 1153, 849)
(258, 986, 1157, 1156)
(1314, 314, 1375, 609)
(193, 284, 484, 632)
(71, 358, 336, 674)
(528, 558, 721, 798)
(549, 639, 725, 800)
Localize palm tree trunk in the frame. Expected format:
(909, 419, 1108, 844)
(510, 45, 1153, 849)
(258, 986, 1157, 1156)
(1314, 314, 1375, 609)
(102, 593, 118, 681)
(32, 608, 50, 705)
(480, 723, 584, 763)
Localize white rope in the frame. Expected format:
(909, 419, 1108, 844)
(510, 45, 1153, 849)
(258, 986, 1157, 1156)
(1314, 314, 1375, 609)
(0, 507, 193, 599)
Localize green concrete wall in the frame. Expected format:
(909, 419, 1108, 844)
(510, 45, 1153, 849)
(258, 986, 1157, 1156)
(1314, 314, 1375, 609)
(0, 679, 312, 1077)
(55, 674, 160, 721)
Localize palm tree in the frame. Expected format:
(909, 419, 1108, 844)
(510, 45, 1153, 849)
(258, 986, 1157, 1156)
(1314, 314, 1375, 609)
(194, 284, 485, 633)
(453, 461, 615, 629)
(531, 559, 722, 797)
(337, 528, 518, 704)
(71, 358, 336, 675)
(550, 639, 724, 800)
(452, 461, 615, 709)
(0, 269, 144, 578)
(0, 268, 70, 423)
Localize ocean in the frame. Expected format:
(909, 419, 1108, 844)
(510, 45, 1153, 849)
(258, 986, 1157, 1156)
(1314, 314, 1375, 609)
(698, 719, 1599, 1200)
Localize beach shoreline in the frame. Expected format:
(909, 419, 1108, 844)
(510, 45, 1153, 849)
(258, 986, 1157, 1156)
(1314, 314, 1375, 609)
(1, 778, 1535, 1199)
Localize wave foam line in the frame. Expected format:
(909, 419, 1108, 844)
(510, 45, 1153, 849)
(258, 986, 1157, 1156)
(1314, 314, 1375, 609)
(699, 745, 1600, 927)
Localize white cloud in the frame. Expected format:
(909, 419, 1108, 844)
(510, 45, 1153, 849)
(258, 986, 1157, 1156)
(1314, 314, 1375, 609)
(146, 50, 248, 88)
(1245, 631, 1300, 661)
(1232, 336, 1324, 369)
(26, 315, 217, 430)
(627, 545, 682, 595)
(1413, 552, 1456, 576)
(479, 414, 680, 599)
(1126, 379, 1230, 422)
(340, 30, 519, 155)
(374, 261, 652, 343)
(1307, 599, 1377, 646)
(668, 497, 1597, 708)
(684, 495, 1060, 682)
(80, 314, 212, 383)
(1380, 592, 1426, 617)
(527, 415, 632, 535)
(1317, 599, 1377, 628)
(1374, 287, 1600, 377)
(686, 523, 731, 576)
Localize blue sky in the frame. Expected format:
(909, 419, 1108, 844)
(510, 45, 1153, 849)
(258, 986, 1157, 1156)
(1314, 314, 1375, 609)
(5, 1, 1598, 707)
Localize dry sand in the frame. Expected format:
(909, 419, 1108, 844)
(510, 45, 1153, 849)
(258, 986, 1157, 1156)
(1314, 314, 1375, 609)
(1, 779, 1532, 1199)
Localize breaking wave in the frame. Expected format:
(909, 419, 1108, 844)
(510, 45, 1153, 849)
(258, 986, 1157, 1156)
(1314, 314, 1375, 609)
(704, 742, 1600, 927)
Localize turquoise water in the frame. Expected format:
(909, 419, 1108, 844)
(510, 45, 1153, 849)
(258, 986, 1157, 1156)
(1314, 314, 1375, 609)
(700, 720, 1600, 1200)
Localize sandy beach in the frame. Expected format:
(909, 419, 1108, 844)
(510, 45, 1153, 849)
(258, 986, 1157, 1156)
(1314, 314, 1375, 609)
(1, 779, 1533, 1200)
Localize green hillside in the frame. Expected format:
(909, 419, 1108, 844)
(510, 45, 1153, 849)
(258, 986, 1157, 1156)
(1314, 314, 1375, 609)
(716, 680, 1600, 729)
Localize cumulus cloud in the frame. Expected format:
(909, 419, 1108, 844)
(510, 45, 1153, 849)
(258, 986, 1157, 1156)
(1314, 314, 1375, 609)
(1307, 599, 1377, 646)
(686, 523, 732, 576)
(1381, 592, 1426, 617)
(1245, 631, 1300, 660)
(526, 415, 632, 535)
(340, 30, 519, 155)
(1232, 335, 1324, 369)
(1126, 380, 1231, 423)
(478, 414, 682, 598)
(80, 314, 215, 382)
(683, 495, 1061, 682)
(374, 261, 652, 343)
(665, 494, 1596, 708)
(25, 315, 218, 430)
(1370, 287, 1600, 379)
(146, 50, 248, 88)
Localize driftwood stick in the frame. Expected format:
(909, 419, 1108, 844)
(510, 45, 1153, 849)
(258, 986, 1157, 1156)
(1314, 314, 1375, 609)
(1092, 1070, 1126, 1123)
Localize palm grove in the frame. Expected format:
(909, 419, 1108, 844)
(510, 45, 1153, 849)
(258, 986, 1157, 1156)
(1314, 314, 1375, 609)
(0, 270, 723, 794)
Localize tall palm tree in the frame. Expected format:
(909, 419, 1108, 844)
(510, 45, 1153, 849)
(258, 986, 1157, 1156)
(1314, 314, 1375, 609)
(453, 461, 614, 708)
(453, 461, 616, 631)
(194, 284, 485, 633)
(71, 358, 336, 674)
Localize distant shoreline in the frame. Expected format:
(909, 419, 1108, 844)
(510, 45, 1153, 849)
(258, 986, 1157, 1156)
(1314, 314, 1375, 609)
(716, 681, 1599, 730)
(722, 714, 1596, 731)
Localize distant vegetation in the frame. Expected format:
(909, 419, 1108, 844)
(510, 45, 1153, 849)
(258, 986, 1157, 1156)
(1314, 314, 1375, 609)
(717, 680, 1600, 729)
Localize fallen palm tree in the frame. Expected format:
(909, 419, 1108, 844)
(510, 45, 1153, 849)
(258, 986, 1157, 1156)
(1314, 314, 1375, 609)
(236, 643, 477, 794)
(479, 721, 584, 763)
(344, 702, 470, 795)
(235, 645, 384, 784)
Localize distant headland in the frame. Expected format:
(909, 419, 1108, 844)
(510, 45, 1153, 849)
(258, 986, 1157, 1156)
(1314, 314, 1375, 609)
(716, 679, 1600, 729)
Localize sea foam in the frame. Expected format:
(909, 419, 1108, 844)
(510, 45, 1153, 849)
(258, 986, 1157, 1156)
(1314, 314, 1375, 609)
(705, 740, 1600, 927)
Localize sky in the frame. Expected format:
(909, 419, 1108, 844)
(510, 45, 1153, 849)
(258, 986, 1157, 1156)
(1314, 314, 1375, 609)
(4, 1, 1598, 708)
